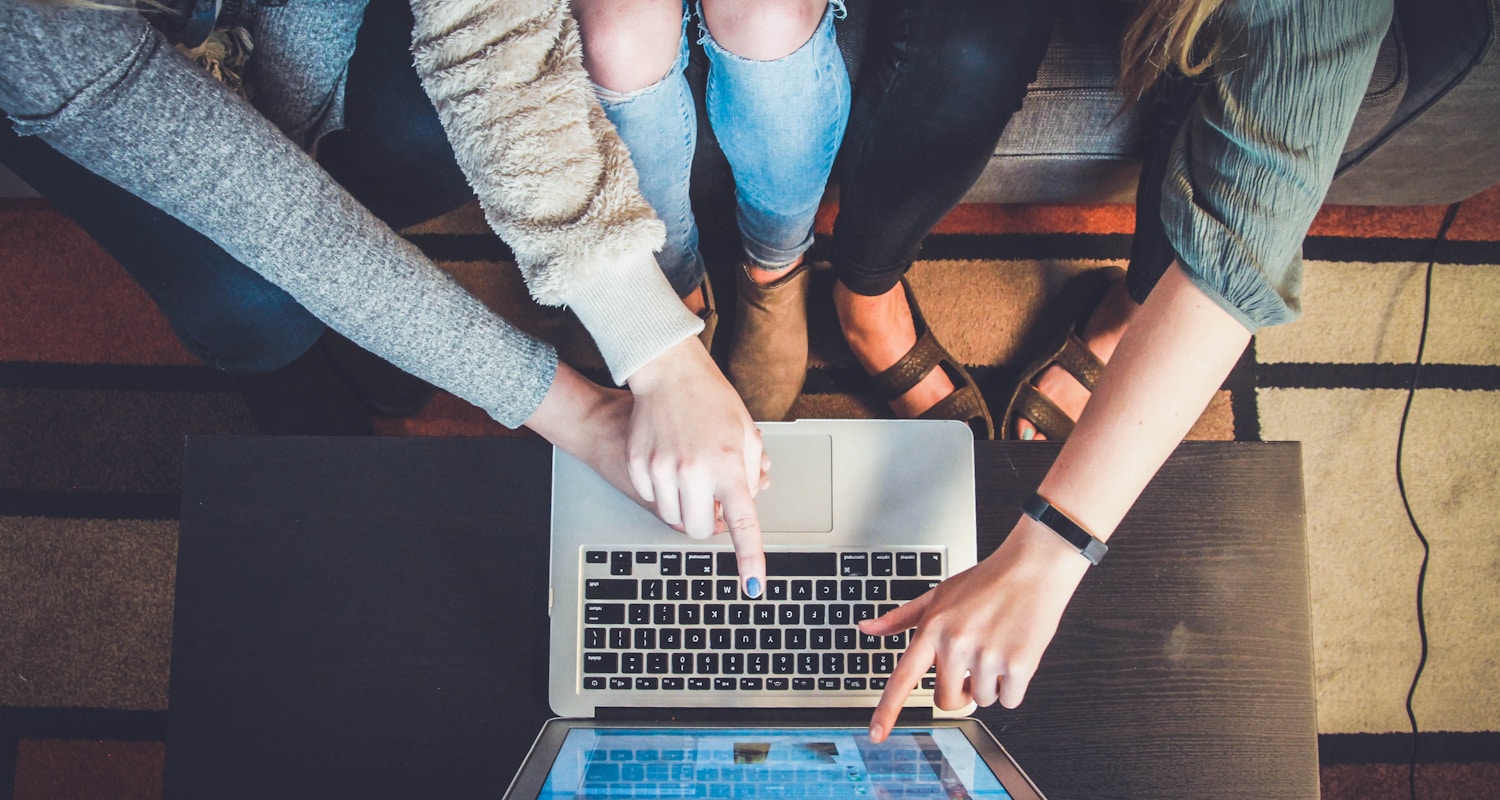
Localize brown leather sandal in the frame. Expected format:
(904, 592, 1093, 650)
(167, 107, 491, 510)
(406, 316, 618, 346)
(868, 278, 995, 440)
(1000, 266, 1125, 441)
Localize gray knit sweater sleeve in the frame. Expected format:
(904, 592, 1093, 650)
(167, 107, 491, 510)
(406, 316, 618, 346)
(1160, 0, 1392, 331)
(407, 0, 702, 385)
(0, 0, 555, 428)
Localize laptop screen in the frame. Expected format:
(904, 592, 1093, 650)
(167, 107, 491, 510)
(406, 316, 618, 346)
(536, 726, 1013, 799)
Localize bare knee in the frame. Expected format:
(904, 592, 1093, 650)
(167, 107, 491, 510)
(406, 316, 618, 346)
(572, 0, 685, 92)
(701, 0, 826, 61)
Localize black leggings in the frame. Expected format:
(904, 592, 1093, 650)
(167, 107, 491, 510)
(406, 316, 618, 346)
(830, 0, 1057, 296)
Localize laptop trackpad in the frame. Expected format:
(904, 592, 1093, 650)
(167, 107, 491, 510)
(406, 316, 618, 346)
(755, 434, 832, 533)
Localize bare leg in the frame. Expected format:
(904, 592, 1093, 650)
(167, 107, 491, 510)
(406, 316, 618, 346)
(834, 278, 957, 418)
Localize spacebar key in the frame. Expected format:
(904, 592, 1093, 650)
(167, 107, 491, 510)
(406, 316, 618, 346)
(584, 579, 638, 600)
(764, 552, 838, 576)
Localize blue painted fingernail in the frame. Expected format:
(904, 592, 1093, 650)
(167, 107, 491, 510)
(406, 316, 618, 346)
(1020, 427, 1035, 441)
(746, 576, 763, 599)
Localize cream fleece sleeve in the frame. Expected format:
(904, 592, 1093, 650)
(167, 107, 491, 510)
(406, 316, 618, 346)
(408, 0, 702, 384)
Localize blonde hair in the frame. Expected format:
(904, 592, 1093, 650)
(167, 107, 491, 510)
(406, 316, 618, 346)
(1118, 0, 1226, 102)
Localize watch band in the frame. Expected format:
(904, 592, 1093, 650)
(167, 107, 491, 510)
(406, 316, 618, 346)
(1021, 493, 1108, 566)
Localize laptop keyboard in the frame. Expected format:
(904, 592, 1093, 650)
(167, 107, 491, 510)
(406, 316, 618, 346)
(579, 549, 943, 694)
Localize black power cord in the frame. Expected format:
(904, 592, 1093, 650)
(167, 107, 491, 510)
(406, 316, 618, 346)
(1396, 201, 1462, 800)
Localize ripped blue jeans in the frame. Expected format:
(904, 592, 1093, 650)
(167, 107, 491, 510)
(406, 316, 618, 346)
(594, 1, 850, 297)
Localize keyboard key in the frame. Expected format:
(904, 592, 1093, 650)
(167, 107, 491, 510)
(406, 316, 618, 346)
(748, 653, 769, 674)
(759, 629, 782, 650)
(890, 580, 940, 601)
(772, 653, 793, 674)
(667, 580, 687, 601)
(672, 654, 693, 674)
(584, 628, 605, 649)
(729, 604, 751, 625)
(697, 653, 719, 674)
(609, 677, 631, 690)
(896, 552, 919, 576)
(659, 552, 682, 575)
(584, 676, 606, 689)
(828, 604, 851, 625)
(793, 678, 815, 690)
(735, 630, 757, 650)
(766, 580, 788, 601)
(835, 629, 857, 650)
(778, 605, 801, 625)
(921, 553, 942, 576)
(642, 580, 663, 601)
(629, 603, 650, 625)
(647, 653, 668, 674)
(710, 628, 731, 650)
(822, 654, 844, 675)
(854, 604, 877, 622)
(584, 580, 637, 600)
(767, 677, 789, 690)
(634, 629, 656, 650)
(848, 653, 869, 674)
(586, 551, 608, 564)
(663, 677, 684, 690)
(870, 677, 888, 690)
(874, 653, 895, 674)
(840, 553, 869, 576)
(723, 653, 744, 674)
(680, 604, 701, 625)
(584, 653, 617, 673)
(754, 604, 776, 625)
(660, 628, 682, 649)
(653, 604, 675, 625)
(741, 678, 763, 690)
(816, 580, 838, 601)
(684, 628, 707, 649)
(765, 552, 837, 576)
(685, 552, 714, 575)
(841, 580, 862, 601)
(884, 632, 906, 649)
(798, 653, 819, 674)
(922, 676, 937, 689)
(866, 580, 888, 601)
(689, 678, 711, 690)
(610, 551, 633, 576)
(636, 677, 658, 690)
(810, 629, 832, 650)
(623, 653, 643, 674)
(635, 551, 657, 564)
(818, 678, 841, 691)
(862, 633, 884, 649)
(716, 580, 738, 601)
(691, 580, 712, 600)
(714, 677, 736, 690)
(584, 604, 626, 624)
(845, 678, 867, 691)
(786, 629, 807, 650)
(872, 552, 894, 576)
(804, 604, 826, 625)
(609, 628, 630, 649)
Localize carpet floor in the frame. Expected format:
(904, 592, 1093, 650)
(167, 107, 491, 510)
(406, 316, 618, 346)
(2, 187, 1497, 799)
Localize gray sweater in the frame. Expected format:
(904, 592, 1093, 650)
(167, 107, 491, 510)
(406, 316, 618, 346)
(0, 0, 700, 428)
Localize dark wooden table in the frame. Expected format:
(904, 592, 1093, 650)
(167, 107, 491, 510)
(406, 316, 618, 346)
(166, 436, 1317, 799)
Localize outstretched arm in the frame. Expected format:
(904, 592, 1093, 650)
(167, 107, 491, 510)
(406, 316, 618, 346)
(864, 263, 1250, 740)
(407, 0, 766, 591)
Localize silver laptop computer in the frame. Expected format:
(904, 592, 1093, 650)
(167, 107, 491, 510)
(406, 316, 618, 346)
(519, 420, 1046, 799)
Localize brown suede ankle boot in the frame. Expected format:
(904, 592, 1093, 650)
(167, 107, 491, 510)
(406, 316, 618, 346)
(726, 262, 810, 421)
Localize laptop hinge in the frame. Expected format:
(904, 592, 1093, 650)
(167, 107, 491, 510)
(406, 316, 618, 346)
(594, 707, 936, 724)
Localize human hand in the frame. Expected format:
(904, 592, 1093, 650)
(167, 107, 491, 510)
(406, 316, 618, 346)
(860, 516, 1092, 742)
(624, 338, 769, 597)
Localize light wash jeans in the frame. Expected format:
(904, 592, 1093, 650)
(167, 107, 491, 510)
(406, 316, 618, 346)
(595, 1, 850, 297)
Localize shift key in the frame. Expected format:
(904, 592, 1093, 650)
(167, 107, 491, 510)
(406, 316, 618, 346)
(889, 579, 941, 601)
(584, 579, 638, 600)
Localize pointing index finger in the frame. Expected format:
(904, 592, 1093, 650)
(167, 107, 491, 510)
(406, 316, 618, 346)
(718, 479, 765, 599)
(869, 635, 936, 743)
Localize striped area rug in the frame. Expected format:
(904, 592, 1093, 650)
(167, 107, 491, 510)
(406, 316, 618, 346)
(2, 188, 1498, 798)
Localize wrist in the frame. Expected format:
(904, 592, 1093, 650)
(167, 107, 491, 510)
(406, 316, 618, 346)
(1003, 514, 1094, 585)
(626, 337, 711, 396)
